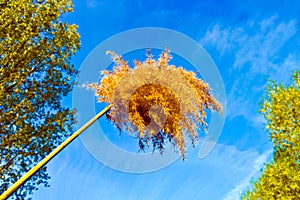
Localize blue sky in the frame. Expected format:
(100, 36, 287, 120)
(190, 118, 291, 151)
(29, 0, 300, 199)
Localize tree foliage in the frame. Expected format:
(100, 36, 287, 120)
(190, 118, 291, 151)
(88, 48, 222, 159)
(0, 0, 80, 199)
(242, 70, 300, 199)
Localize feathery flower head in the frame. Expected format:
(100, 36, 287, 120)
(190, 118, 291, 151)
(88, 48, 222, 159)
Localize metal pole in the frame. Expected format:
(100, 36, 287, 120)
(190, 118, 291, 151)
(0, 105, 111, 200)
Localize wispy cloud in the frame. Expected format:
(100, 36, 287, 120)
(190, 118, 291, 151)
(86, 0, 103, 8)
(33, 141, 272, 200)
(222, 149, 273, 200)
(200, 16, 298, 128)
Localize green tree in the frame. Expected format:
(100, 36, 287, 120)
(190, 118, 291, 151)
(0, 0, 80, 199)
(241, 70, 300, 200)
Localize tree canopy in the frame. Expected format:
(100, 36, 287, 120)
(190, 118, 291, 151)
(0, 0, 80, 199)
(242, 70, 300, 199)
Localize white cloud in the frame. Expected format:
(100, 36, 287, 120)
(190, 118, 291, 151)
(201, 16, 297, 73)
(233, 18, 296, 74)
(33, 140, 273, 200)
(200, 24, 245, 56)
(222, 149, 273, 200)
(200, 16, 298, 128)
(86, 0, 103, 8)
